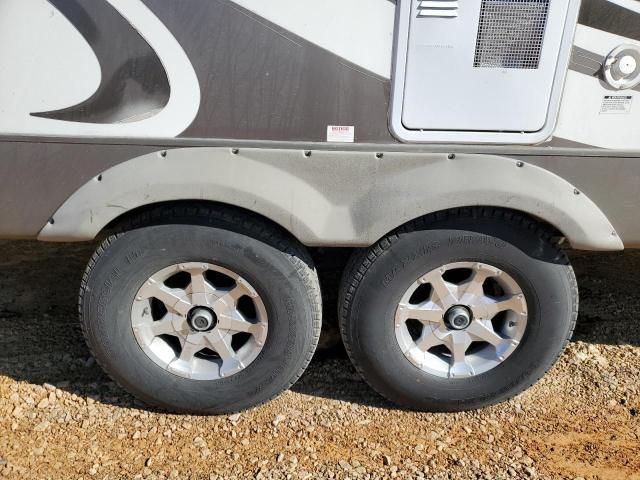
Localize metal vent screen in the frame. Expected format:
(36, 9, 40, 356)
(473, 0, 550, 69)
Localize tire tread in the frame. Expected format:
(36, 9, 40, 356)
(339, 207, 578, 410)
(79, 203, 322, 413)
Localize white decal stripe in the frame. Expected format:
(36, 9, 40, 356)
(418, 0, 459, 17)
(229, 0, 396, 79)
(554, 71, 639, 150)
(0, 0, 101, 127)
(0, 0, 201, 139)
(104, 0, 201, 136)
(606, 0, 640, 14)
(573, 24, 640, 56)
(555, 25, 640, 150)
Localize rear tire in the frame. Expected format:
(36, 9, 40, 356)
(340, 209, 578, 411)
(80, 207, 321, 414)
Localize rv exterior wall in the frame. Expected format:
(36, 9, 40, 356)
(0, 0, 638, 248)
(27, 147, 623, 251)
(0, 0, 638, 149)
(1, 0, 639, 416)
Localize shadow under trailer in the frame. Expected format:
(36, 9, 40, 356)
(1, 0, 639, 413)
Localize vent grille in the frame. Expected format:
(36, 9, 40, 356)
(473, 0, 550, 69)
(417, 0, 459, 17)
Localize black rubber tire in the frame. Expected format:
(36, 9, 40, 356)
(339, 208, 578, 412)
(79, 206, 321, 414)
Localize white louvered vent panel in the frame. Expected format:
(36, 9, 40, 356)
(417, 0, 459, 17)
(395, 0, 578, 138)
(473, 0, 551, 69)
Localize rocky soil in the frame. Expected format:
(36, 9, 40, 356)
(0, 241, 639, 480)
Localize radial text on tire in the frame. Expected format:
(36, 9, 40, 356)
(339, 209, 578, 411)
(79, 208, 321, 414)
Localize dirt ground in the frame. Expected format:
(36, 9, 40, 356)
(1, 241, 639, 480)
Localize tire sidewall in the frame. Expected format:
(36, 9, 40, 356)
(347, 228, 575, 409)
(82, 225, 316, 413)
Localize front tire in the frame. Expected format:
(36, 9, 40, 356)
(80, 209, 321, 414)
(340, 209, 578, 411)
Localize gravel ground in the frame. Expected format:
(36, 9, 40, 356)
(1, 241, 639, 480)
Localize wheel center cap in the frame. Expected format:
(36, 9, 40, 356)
(188, 307, 217, 332)
(444, 305, 472, 331)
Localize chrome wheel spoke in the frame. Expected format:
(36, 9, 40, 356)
(206, 330, 244, 377)
(220, 358, 244, 377)
(146, 318, 179, 337)
(467, 320, 506, 347)
(458, 268, 492, 300)
(178, 338, 203, 362)
(138, 279, 191, 316)
(447, 332, 474, 378)
(422, 271, 457, 308)
(395, 261, 528, 379)
(190, 270, 212, 306)
(475, 294, 525, 320)
(206, 330, 235, 358)
(416, 330, 445, 352)
(214, 283, 251, 309)
(397, 303, 443, 324)
(221, 313, 265, 336)
(222, 314, 252, 333)
(132, 262, 268, 381)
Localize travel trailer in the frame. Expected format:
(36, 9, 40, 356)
(1, 0, 639, 413)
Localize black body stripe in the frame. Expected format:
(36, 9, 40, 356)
(144, 0, 395, 143)
(570, 46, 640, 93)
(570, 46, 603, 78)
(25, 0, 639, 143)
(32, 0, 170, 124)
(579, 0, 640, 41)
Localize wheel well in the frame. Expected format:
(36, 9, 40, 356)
(100, 199, 302, 245)
(101, 202, 567, 249)
(395, 206, 566, 246)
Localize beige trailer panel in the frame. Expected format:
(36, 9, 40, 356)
(38, 148, 623, 251)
